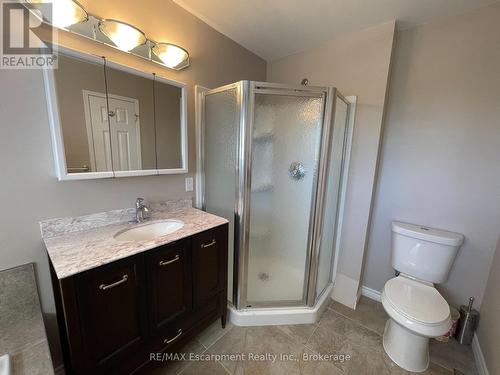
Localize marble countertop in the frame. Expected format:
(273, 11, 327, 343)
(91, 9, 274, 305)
(0, 264, 54, 375)
(41, 200, 228, 279)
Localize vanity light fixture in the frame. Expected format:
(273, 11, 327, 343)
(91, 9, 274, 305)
(98, 19, 147, 52)
(26, 0, 88, 29)
(151, 43, 189, 69)
(22, 1, 190, 70)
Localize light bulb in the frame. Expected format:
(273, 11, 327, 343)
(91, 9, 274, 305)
(98, 19, 147, 52)
(152, 43, 189, 69)
(26, 0, 87, 28)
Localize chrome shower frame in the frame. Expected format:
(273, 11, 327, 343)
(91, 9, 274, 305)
(201, 81, 338, 310)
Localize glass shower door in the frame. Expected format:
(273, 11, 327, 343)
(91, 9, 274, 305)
(245, 91, 325, 306)
(203, 84, 241, 303)
(315, 95, 349, 298)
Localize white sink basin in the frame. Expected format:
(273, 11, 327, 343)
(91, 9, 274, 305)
(0, 354, 11, 375)
(114, 220, 184, 242)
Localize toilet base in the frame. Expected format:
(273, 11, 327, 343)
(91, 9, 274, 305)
(383, 319, 430, 372)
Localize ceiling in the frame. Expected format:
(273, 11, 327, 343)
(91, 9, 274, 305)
(173, 0, 497, 61)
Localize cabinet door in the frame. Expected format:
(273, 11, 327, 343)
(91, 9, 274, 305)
(192, 225, 228, 307)
(147, 239, 192, 332)
(74, 255, 147, 370)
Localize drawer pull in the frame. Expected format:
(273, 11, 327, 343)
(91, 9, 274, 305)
(159, 254, 180, 266)
(201, 239, 217, 248)
(164, 329, 182, 344)
(99, 274, 128, 291)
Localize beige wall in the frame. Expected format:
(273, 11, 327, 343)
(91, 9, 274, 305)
(0, 0, 265, 364)
(477, 235, 500, 375)
(267, 21, 396, 307)
(363, 3, 500, 308)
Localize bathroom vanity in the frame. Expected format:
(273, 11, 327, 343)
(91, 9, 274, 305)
(41, 201, 228, 374)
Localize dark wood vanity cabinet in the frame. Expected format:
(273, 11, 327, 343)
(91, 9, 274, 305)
(50, 224, 228, 375)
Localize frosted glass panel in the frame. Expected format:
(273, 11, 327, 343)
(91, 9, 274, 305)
(204, 88, 239, 303)
(246, 93, 323, 304)
(316, 97, 349, 297)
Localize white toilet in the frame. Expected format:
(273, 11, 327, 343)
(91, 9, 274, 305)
(382, 221, 464, 372)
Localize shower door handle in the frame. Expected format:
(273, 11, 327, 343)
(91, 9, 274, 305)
(289, 162, 306, 180)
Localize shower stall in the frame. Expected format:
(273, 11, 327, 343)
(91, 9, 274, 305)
(201, 81, 354, 325)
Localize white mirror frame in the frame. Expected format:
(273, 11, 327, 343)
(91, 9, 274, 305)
(43, 46, 188, 181)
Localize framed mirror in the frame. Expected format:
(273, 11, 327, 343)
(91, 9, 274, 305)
(44, 47, 188, 180)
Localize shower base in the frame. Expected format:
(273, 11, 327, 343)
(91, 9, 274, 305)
(246, 253, 305, 302)
(228, 283, 333, 326)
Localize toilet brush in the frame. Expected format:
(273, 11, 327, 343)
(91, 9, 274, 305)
(454, 297, 479, 345)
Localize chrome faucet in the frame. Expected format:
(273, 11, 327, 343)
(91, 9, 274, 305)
(135, 198, 150, 223)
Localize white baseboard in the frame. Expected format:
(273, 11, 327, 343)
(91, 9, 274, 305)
(360, 285, 382, 302)
(472, 333, 490, 375)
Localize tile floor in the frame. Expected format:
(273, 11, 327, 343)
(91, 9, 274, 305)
(150, 297, 478, 375)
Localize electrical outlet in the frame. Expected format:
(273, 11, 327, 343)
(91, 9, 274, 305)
(185, 177, 194, 192)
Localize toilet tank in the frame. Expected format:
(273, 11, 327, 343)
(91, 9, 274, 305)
(391, 221, 464, 284)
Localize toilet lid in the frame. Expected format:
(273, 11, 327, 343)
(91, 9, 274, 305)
(384, 277, 450, 325)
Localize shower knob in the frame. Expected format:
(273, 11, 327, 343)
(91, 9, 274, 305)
(289, 162, 306, 180)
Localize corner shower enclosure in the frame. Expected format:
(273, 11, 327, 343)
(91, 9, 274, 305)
(201, 81, 353, 324)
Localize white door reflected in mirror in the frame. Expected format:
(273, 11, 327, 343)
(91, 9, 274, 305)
(84, 91, 142, 172)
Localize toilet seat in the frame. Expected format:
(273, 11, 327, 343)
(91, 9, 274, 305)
(382, 276, 451, 337)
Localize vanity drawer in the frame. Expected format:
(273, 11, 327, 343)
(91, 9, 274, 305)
(152, 291, 224, 354)
(155, 320, 189, 352)
(73, 255, 148, 370)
